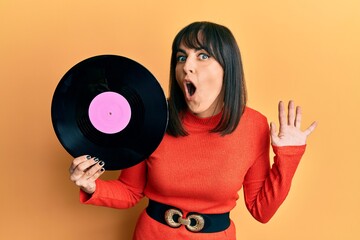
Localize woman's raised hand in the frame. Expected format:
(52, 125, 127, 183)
(270, 101, 317, 147)
(69, 155, 105, 194)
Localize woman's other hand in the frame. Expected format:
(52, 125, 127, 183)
(270, 100, 317, 147)
(69, 155, 105, 194)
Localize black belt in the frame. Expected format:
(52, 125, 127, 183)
(146, 199, 230, 233)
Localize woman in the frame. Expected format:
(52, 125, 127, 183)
(69, 21, 317, 239)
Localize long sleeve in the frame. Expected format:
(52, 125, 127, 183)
(243, 142, 306, 223)
(79, 160, 147, 209)
(74, 107, 309, 239)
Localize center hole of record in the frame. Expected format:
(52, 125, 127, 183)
(88, 91, 131, 134)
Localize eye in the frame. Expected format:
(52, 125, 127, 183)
(176, 55, 187, 62)
(199, 53, 210, 60)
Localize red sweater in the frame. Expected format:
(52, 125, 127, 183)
(80, 107, 305, 239)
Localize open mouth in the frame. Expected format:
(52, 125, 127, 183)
(186, 82, 196, 96)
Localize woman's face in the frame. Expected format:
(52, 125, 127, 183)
(175, 42, 224, 118)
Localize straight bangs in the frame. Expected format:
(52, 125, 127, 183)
(172, 23, 225, 68)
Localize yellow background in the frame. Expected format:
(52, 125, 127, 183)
(1, 0, 359, 239)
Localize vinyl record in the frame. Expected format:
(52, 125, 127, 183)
(51, 55, 168, 170)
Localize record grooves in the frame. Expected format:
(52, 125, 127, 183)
(51, 55, 168, 170)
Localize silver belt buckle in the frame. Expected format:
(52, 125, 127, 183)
(164, 209, 205, 232)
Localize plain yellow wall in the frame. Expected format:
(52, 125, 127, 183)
(1, 0, 359, 239)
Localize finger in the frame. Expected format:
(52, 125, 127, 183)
(80, 167, 104, 194)
(74, 165, 100, 188)
(278, 101, 287, 127)
(288, 100, 295, 126)
(303, 121, 318, 136)
(76, 163, 105, 194)
(69, 155, 91, 174)
(270, 122, 277, 137)
(87, 167, 106, 183)
(270, 122, 281, 145)
(295, 106, 302, 128)
(70, 157, 99, 181)
(83, 161, 105, 180)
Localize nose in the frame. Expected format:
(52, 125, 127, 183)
(183, 57, 194, 74)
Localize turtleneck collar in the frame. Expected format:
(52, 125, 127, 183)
(182, 109, 223, 132)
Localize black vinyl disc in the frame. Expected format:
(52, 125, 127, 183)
(51, 55, 168, 170)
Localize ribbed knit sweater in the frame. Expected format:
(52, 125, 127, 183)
(80, 107, 306, 240)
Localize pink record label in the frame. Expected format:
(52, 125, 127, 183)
(88, 91, 131, 134)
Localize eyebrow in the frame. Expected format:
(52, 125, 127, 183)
(176, 48, 186, 54)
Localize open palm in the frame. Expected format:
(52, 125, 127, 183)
(270, 101, 317, 146)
